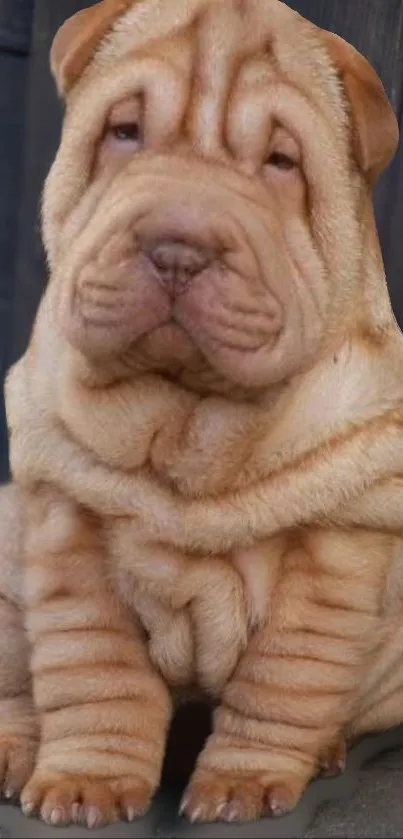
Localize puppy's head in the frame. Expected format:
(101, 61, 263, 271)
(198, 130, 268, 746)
(43, 0, 398, 394)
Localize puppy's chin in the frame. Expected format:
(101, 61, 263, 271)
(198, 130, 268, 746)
(60, 288, 302, 397)
(134, 322, 202, 373)
(131, 324, 265, 400)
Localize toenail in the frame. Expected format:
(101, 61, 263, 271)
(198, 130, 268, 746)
(86, 806, 100, 829)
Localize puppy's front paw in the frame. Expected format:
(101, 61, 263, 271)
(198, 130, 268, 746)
(180, 769, 306, 823)
(0, 735, 37, 800)
(318, 738, 347, 777)
(21, 772, 153, 828)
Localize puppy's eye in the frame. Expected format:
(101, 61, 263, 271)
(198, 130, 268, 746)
(110, 122, 141, 144)
(266, 151, 296, 171)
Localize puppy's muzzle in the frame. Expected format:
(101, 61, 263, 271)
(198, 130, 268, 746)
(142, 239, 215, 297)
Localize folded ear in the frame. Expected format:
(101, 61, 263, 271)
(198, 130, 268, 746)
(51, 0, 135, 97)
(321, 30, 399, 184)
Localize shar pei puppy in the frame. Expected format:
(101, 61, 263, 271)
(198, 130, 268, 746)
(1, 0, 403, 828)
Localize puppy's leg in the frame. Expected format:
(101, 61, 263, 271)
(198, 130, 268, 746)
(326, 540, 403, 748)
(0, 485, 38, 799)
(318, 737, 347, 777)
(182, 530, 394, 823)
(20, 488, 172, 829)
(349, 606, 403, 735)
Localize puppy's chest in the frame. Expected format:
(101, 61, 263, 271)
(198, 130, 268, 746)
(108, 521, 282, 695)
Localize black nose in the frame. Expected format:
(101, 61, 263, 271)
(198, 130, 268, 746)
(143, 239, 212, 292)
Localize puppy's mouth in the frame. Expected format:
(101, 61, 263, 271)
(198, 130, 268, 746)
(131, 320, 272, 400)
(60, 200, 284, 391)
(68, 250, 281, 380)
(132, 320, 203, 374)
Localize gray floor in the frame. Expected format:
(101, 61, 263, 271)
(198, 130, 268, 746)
(306, 747, 403, 838)
(1, 728, 403, 838)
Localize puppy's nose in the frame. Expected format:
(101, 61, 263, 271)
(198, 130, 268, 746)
(143, 239, 212, 292)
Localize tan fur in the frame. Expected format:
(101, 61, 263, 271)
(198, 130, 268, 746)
(0, 485, 37, 798)
(1, 0, 403, 827)
(50, 0, 136, 95)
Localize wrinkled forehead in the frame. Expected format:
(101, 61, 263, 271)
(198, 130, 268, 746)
(91, 0, 348, 141)
(43, 0, 358, 284)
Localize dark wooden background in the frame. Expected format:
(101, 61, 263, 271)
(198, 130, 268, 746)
(1, 0, 403, 481)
